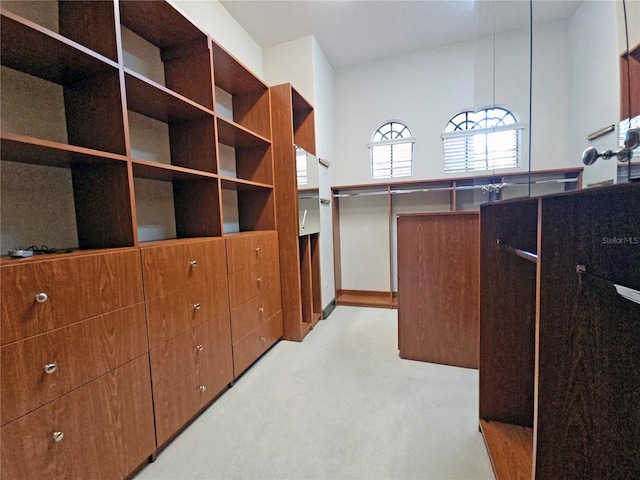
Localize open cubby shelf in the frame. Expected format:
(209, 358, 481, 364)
(1, 0, 275, 255)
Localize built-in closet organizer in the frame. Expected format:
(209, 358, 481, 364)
(479, 182, 640, 479)
(0, 250, 156, 479)
(270, 84, 321, 341)
(227, 231, 283, 377)
(332, 168, 583, 309)
(397, 212, 479, 368)
(0, 0, 283, 477)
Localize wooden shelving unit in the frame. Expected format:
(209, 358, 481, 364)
(479, 182, 640, 479)
(270, 84, 321, 341)
(0, 2, 282, 478)
(332, 168, 583, 309)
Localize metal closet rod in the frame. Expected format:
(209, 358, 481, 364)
(496, 239, 538, 263)
(576, 265, 640, 306)
(333, 177, 578, 197)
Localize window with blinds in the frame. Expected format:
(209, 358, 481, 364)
(442, 108, 523, 174)
(369, 122, 414, 179)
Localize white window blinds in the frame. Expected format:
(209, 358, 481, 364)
(370, 138, 414, 180)
(442, 124, 524, 174)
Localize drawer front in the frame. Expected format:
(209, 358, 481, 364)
(226, 231, 278, 273)
(233, 311, 283, 378)
(1, 355, 155, 480)
(227, 260, 281, 308)
(153, 348, 233, 446)
(1, 249, 143, 345)
(146, 278, 230, 348)
(231, 283, 282, 343)
(141, 238, 227, 298)
(1, 303, 148, 426)
(149, 312, 232, 397)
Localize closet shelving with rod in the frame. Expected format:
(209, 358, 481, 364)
(331, 167, 583, 309)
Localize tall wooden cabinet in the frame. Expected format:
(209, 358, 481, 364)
(270, 84, 321, 341)
(0, 1, 282, 478)
(479, 182, 640, 479)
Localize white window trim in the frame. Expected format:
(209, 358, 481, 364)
(441, 123, 525, 140)
(368, 136, 416, 147)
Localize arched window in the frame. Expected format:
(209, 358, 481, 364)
(442, 107, 523, 173)
(369, 121, 414, 179)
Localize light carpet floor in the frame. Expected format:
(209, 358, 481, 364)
(135, 306, 494, 480)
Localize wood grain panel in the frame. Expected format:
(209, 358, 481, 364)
(164, 45, 214, 109)
(58, 0, 118, 62)
(299, 235, 313, 324)
(479, 200, 538, 427)
(146, 279, 230, 349)
(168, 118, 217, 172)
(227, 260, 280, 308)
(225, 231, 278, 273)
(1, 303, 147, 425)
(1, 355, 155, 480)
(230, 283, 282, 343)
(535, 183, 640, 479)
(1, 249, 143, 345)
(233, 89, 272, 140)
(397, 213, 479, 369)
(480, 420, 533, 480)
(153, 349, 233, 446)
(173, 179, 222, 238)
(140, 238, 227, 298)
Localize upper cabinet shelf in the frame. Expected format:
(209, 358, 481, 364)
(217, 117, 271, 148)
(119, 0, 214, 110)
(212, 42, 271, 140)
(0, 11, 118, 85)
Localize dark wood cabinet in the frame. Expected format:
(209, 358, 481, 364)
(397, 212, 479, 369)
(479, 182, 640, 479)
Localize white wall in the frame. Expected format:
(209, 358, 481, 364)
(169, 0, 263, 78)
(263, 36, 315, 100)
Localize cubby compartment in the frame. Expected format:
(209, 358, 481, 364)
(212, 42, 271, 140)
(220, 180, 275, 234)
(132, 165, 221, 242)
(1, 11, 125, 154)
(217, 117, 273, 185)
(125, 71, 217, 173)
(292, 89, 316, 154)
(118, 0, 214, 109)
(1, 1, 118, 62)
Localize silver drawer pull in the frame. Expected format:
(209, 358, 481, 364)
(196, 344, 204, 352)
(260, 337, 266, 342)
(52, 431, 64, 442)
(44, 363, 57, 374)
(199, 385, 207, 392)
(258, 307, 264, 313)
(190, 260, 198, 267)
(36, 292, 48, 303)
(255, 247, 261, 253)
(193, 303, 201, 310)
(257, 277, 262, 284)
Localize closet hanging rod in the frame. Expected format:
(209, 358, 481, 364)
(576, 265, 640, 306)
(496, 239, 538, 263)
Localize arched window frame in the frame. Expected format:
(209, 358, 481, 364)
(442, 107, 524, 174)
(369, 121, 415, 179)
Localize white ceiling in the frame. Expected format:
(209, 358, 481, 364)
(219, 0, 582, 68)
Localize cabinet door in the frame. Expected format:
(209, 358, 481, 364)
(141, 238, 227, 298)
(230, 283, 281, 343)
(228, 260, 280, 308)
(1, 355, 155, 480)
(1, 249, 143, 345)
(226, 231, 278, 273)
(232, 311, 283, 377)
(1, 303, 147, 425)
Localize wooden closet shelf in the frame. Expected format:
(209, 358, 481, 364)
(0, 133, 128, 168)
(480, 419, 533, 480)
(212, 42, 268, 94)
(217, 117, 271, 147)
(131, 159, 218, 182)
(336, 290, 394, 308)
(0, 11, 117, 85)
(125, 71, 214, 123)
(220, 177, 273, 191)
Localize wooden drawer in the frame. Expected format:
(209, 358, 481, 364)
(228, 260, 281, 308)
(153, 348, 233, 446)
(141, 238, 227, 298)
(1, 355, 155, 480)
(149, 312, 232, 397)
(233, 311, 283, 378)
(226, 231, 278, 273)
(231, 283, 282, 343)
(1, 303, 148, 426)
(1, 249, 143, 345)
(146, 278, 230, 348)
